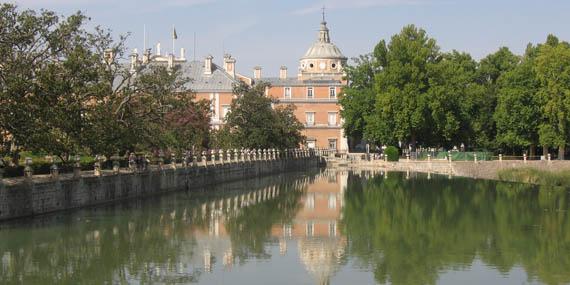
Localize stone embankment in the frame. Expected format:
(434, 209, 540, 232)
(0, 149, 325, 221)
(332, 158, 570, 181)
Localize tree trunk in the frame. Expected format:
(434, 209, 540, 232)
(543, 145, 549, 157)
(529, 144, 536, 158)
(410, 133, 416, 152)
(559, 144, 565, 160)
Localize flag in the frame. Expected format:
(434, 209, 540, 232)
(172, 27, 178, 40)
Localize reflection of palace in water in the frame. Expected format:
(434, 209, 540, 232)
(184, 170, 348, 285)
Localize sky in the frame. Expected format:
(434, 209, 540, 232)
(12, 0, 570, 77)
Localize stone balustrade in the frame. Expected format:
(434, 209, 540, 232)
(0, 148, 325, 221)
(0, 148, 327, 182)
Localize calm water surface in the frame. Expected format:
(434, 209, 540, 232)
(1, 170, 570, 285)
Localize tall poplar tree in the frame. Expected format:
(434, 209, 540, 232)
(535, 35, 570, 159)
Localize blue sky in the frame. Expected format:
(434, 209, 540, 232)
(13, 0, 570, 77)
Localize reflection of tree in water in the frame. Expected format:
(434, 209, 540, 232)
(341, 172, 570, 285)
(0, 198, 202, 284)
(0, 173, 311, 284)
(224, 178, 307, 262)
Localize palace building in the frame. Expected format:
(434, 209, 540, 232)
(129, 14, 348, 151)
(256, 15, 348, 152)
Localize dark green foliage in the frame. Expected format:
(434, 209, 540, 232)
(0, 4, 211, 161)
(384, 146, 399, 161)
(341, 24, 570, 157)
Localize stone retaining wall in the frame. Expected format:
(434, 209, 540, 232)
(0, 156, 323, 221)
(344, 159, 570, 181)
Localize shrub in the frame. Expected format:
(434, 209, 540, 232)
(384, 146, 399, 162)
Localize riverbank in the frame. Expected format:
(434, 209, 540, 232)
(334, 158, 570, 185)
(0, 154, 324, 221)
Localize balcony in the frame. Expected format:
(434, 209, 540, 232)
(304, 123, 341, 129)
(277, 98, 338, 104)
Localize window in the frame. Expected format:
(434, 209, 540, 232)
(328, 139, 337, 150)
(209, 94, 217, 120)
(283, 224, 292, 238)
(306, 112, 315, 126)
(328, 112, 337, 126)
(329, 87, 336, 99)
(328, 221, 337, 237)
(284, 87, 291, 99)
(328, 194, 337, 209)
(306, 194, 315, 209)
(307, 87, 314, 99)
(222, 105, 230, 120)
(306, 221, 314, 237)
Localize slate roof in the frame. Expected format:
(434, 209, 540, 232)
(154, 60, 239, 92)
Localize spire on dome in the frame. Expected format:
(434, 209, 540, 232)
(318, 6, 330, 43)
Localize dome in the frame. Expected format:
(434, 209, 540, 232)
(302, 42, 346, 60)
(301, 21, 347, 60)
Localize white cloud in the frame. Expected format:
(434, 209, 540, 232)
(293, 0, 439, 15)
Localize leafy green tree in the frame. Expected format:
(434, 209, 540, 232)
(0, 4, 113, 160)
(494, 45, 541, 156)
(98, 64, 210, 154)
(364, 25, 440, 149)
(339, 54, 378, 148)
(534, 35, 570, 159)
(0, 4, 211, 160)
(468, 47, 519, 150)
(216, 82, 304, 149)
(427, 51, 481, 147)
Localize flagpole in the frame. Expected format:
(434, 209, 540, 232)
(172, 25, 175, 56)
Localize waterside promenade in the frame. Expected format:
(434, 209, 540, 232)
(331, 157, 570, 182)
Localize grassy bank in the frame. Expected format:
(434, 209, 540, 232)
(497, 168, 570, 187)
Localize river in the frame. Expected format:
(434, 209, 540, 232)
(1, 169, 569, 284)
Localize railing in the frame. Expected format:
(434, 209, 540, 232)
(356, 150, 561, 164)
(0, 148, 325, 181)
(277, 98, 338, 103)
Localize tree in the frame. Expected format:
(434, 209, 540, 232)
(0, 4, 99, 159)
(365, 25, 440, 149)
(427, 51, 481, 148)
(216, 82, 304, 149)
(469, 47, 519, 150)
(0, 4, 212, 160)
(534, 35, 570, 159)
(494, 45, 541, 156)
(339, 54, 378, 149)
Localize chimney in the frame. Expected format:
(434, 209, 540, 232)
(223, 54, 236, 78)
(168, 53, 174, 69)
(279, 66, 287, 80)
(180, 48, 186, 60)
(129, 49, 139, 71)
(204, 55, 213, 75)
(142, 48, 151, 64)
(253, 66, 262, 79)
(103, 48, 114, 64)
(156, 42, 161, 56)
